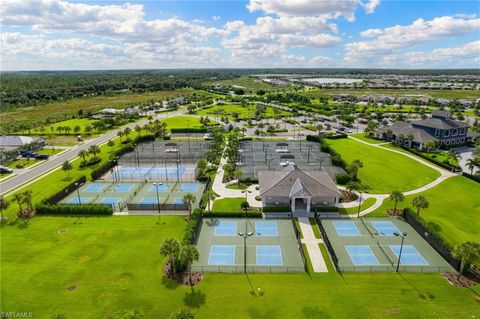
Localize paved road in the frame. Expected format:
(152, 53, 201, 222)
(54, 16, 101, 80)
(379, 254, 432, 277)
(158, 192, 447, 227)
(0, 111, 181, 196)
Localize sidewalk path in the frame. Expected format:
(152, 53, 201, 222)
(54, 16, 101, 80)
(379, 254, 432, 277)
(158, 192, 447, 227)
(297, 217, 328, 272)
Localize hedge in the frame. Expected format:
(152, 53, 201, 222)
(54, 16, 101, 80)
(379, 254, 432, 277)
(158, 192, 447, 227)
(43, 176, 87, 204)
(262, 206, 291, 212)
(462, 172, 480, 183)
(313, 206, 339, 212)
(238, 177, 259, 184)
(182, 213, 200, 245)
(134, 134, 155, 143)
(203, 211, 263, 218)
(36, 203, 113, 215)
(399, 146, 459, 171)
(335, 173, 352, 185)
(171, 127, 208, 133)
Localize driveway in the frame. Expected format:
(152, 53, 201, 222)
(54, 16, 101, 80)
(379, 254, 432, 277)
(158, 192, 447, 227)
(453, 146, 478, 174)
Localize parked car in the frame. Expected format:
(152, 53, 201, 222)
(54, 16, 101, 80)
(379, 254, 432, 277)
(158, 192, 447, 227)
(35, 154, 49, 160)
(0, 166, 13, 174)
(20, 151, 37, 158)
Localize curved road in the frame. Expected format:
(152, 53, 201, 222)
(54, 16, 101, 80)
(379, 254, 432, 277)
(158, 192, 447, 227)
(0, 111, 181, 196)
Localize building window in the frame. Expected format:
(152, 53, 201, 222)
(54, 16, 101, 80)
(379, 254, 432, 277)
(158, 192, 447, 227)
(452, 129, 458, 136)
(444, 130, 450, 137)
(446, 140, 450, 145)
(461, 137, 465, 143)
(460, 128, 466, 135)
(435, 129, 439, 137)
(456, 138, 460, 144)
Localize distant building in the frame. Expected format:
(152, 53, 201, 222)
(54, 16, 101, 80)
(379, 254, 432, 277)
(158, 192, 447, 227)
(0, 136, 45, 152)
(375, 111, 477, 149)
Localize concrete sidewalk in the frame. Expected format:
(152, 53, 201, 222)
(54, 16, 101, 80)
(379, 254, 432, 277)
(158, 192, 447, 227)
(297, 217, 328, 272)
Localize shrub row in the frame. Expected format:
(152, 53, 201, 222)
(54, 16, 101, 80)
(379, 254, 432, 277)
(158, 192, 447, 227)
(203, 211, 263, 218)
(262, 206, 291, 213)
(312, 206, 339, 212)
(335, 173, 352, 185)
(238, 177, 258, 184)
(134, 134, 155, 143)
(399, 146, 457, 172)
(182, 212, 201, 245)
(171, 127, 208, 133)
(320, 143, 347, 169)
(36, 203, 113, 215)
(462, 172, 480, 183)
(79, 157, 101, 168)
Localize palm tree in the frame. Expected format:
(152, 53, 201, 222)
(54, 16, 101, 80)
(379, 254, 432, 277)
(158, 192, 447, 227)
(62, 160, 73, 178)
(411, 196, 429, 216)
(134, 124, 142, 137)
(73, 125, 81, 135)
(389, 191, 405, 212)
(347, 159, 363, 180)
(447, 149, 461, 172)
(160, 238, 180, 276)
(88, 145, 101, 160)
(466, 158, 477, 175)
(182, 194, 196, 218)
(0, 196, 10, 222)
(170, 309, 195, 319)
(453, 241, 480, 279)
(22, 189, 33, 212)
(124, 127, 131, 140)
(64, 126, 72, 135)
(12, 193, 23, 213)
(117, 130, 123, 142)
(180, 245, 200, 287)
(78, 149, 88, 163)
(202, 190, 216, 212)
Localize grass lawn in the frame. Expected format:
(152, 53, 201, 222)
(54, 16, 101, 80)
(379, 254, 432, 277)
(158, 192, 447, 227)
(338, 197, 377, 215)
(160, 115, 206, 132)
(197, 104, 292, 120)
(225, 183, 249, 190)
(6, 149, 63, 169)
(308, 218, 321, 239)
(326, 138, 441, 194)
(368, 176, 480, 248)
(350, 133, 384, 144)
(211, 197, 245, 212)
(1, 216, 479, 318)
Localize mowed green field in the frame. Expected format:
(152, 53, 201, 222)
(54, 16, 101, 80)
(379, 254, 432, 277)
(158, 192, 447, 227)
(1, 216, 479, 318)
(160, 115, 206, 132)
(368, 176, 480, 247)
(197, 104, 292, 120)
(25, 118, 103, 135)
(212, 197, 244, 212)
(326, 138, 441, 194)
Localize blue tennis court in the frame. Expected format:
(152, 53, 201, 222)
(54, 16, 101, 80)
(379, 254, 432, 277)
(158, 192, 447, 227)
(83, 183, 106, 193)
(149, 184, 169, 192)
(100, 197, 121, 205)
(67, 197, 92, 204)
(389, 245, 429, 265)
(371, 221, 400, 236)
(117, 166, 187, 179)
(208, 245, 235, 265)
(112, 183, 134, 192)
(345, 245, 379, 265)
(140, 197, 158, 205)
(214, 221, 237, 236)
(173, 197, 183, 205)
(180, 183, 199, 192)
(256, 245, 283, 265)
(255, 221, 278, 236)
(333, 221, 361, 237)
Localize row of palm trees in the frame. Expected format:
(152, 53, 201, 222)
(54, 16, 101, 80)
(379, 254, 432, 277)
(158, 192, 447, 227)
(78, 145, 102, 165)
(389, 191, 429, 215)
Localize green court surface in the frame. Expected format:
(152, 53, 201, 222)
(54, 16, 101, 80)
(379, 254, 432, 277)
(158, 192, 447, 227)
(320, 217, 454, 273)
(193, 218, 304, 273)
(60, 181, 206, 212)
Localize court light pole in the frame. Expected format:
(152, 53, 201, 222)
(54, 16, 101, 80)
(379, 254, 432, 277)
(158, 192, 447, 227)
(153, 182, 163, 222)
(394, 232, 408, 273)
(357, 190, 363, 218)
(74, 182, 84, 204)
(173, 159, 180, 186)
(307, 144, 312, 164)
(238, 231, 254, 274)
(164, 155, 168, 182)
(298, 133, 304, 151)
(187, 119, 191, 150)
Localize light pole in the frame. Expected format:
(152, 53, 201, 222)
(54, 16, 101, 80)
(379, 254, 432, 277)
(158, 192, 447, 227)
(267, 157, 273, 171)
(74, 182, 84, 204)
(357, 190, 363, 218)
(187, 119, 191, 150)
(298, 133, 304, 151)
(173, 159, 180, 186)
(241, 189, 252, 233)
(153, 182, 163, 223)
(238, 231, 254, 274)
(307, 144, 312, 164)
(393, 232, 408, 272)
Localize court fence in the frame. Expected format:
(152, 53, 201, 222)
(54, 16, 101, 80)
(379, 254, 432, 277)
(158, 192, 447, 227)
(191, 265, 305, 273)
(337, 265, 455, 273)
(45, 176, 87, 204)
(126, 203, 189, 213)
(314, 212, 340, 272)
(402, 209, 461, 271)
(290, 216, 307, 272)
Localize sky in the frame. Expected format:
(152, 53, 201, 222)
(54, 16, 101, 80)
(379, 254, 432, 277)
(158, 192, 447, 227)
(1, 0, 479, 70)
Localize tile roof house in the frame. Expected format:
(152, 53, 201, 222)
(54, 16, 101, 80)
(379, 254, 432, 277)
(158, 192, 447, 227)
(258, 164, 341, 213)
(375, 111, 476, 150)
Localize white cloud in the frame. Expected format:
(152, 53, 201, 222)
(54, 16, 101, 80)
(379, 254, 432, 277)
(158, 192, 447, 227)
(405, 41, 480, 64)
(345, 16, 480, 63)
(309, 55, 333, 65)
(212, 15, 221, 21)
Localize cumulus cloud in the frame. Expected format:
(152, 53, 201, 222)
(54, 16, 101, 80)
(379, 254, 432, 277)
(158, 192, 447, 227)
(345, 16, 480, 63)
(405, 41, 480, 64)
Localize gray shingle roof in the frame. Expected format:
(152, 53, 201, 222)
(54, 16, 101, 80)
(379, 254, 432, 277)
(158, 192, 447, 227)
(413, 118, 469, 130)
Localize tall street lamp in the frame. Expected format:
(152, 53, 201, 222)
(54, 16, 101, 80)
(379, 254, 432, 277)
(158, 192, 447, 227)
(238, 231, 254, 274)
(298, 133, 304, 151)
(173, 159, 180, 186)
(393, 232, 408, 272)
(153, 182, 163, 223)
(241, 189, 252, 233)
(357, 190, 363, 218)
(164, 155, 168, 182)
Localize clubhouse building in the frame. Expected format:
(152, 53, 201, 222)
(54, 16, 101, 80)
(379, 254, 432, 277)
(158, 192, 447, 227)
(258, 164, 341, 213)
(375, 111, 477, 150)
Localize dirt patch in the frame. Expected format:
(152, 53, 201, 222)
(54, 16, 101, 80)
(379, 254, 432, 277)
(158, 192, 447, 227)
(387, 209, 403, 216)
(340, 190, 358, 203)
(443, 273, 478, 287)
(164, 261, 203, 287)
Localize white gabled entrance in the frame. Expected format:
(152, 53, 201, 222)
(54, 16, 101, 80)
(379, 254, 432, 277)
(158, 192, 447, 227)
(291, 196, 311, 213)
